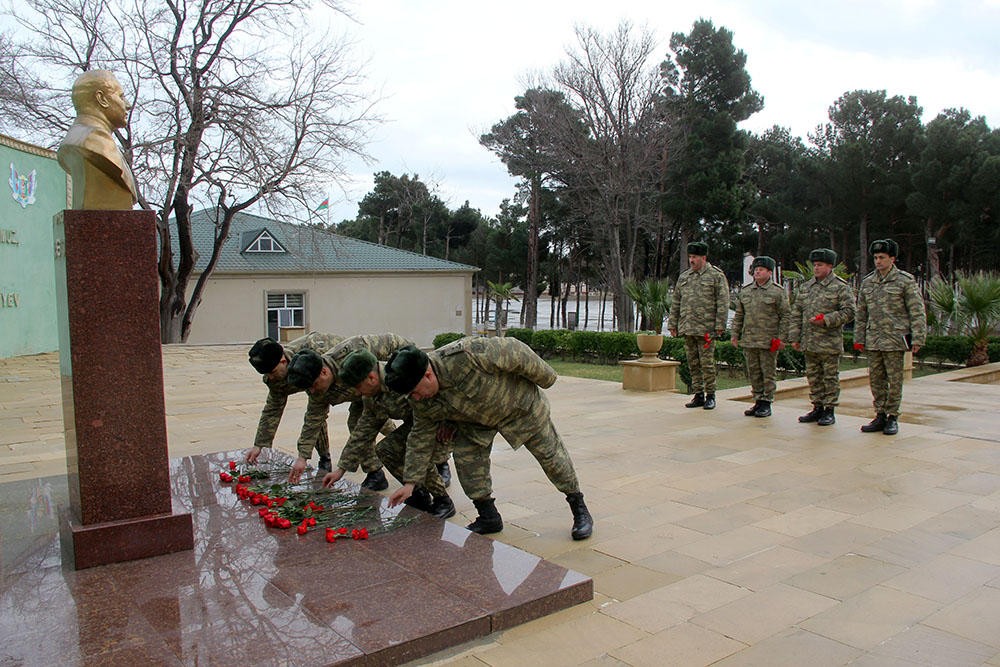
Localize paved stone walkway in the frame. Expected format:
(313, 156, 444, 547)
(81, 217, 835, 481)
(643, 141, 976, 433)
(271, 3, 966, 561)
(2, 347, 1000, 665)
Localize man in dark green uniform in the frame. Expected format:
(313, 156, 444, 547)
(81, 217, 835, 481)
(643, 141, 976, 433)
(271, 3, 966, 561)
(669, 241, 730, 410)
(855, 239, 926, 436)
(789, 248, 855, 426)
(384, 338, 594, 541)
(730, 256, 790, 418)
(246, 332, 344, 472)
(323, 349, 455, 519)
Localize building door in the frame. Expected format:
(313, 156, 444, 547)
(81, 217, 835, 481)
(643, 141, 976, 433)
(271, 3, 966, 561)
(266, 293, 305, 341)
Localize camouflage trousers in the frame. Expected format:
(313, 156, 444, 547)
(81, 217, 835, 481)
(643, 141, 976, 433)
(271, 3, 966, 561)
(341, 400, 387, 473)
(684, 335, 717, 394)
(743, 347, 777, 402)
(451, 420, 581, 501)
(868, 350, 906, 417)
(375, 424, 449, 497)
(804, 352, 841, 407)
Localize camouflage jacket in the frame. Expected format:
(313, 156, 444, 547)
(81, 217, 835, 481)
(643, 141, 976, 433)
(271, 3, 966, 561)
(296, 333, 415, 459)
(731, 280, 790, 348)
(338, 363, 412, 472)
(669, 263, 730, 335)
(402, 336, 557, 483)
(253, 331, 343, 448)
(855, 265, 927, 351)
(789, 274, 855, 354)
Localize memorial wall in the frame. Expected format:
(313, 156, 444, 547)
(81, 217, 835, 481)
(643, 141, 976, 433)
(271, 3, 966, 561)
(0, 134, 69, 358)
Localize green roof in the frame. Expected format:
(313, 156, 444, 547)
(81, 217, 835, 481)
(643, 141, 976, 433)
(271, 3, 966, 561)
(182, 208, 477, 275)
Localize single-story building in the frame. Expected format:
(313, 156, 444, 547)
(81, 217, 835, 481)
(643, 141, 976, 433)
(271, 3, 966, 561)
(181, 208, 477, 347)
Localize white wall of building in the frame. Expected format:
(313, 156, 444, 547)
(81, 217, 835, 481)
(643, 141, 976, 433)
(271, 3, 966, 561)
(185, 271, 473, 347)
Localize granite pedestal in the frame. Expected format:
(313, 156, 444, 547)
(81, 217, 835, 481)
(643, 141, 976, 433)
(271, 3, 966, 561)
(53, 209, 193, 569)
(0, 451, 593, 665)
(621, 358, 680, 392)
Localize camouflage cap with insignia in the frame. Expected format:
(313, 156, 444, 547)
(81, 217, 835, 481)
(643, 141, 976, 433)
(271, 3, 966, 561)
(338, 349, 378, 387)
(248, 337, 283, 374)
(385, 345, 429, 394)
(809, 248, 837, 265)
(286, 350, 324, 389)
(868, 239, 898, 257)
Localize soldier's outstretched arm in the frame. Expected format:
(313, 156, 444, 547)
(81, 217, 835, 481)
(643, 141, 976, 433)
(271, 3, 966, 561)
(248, 388, 289, 462)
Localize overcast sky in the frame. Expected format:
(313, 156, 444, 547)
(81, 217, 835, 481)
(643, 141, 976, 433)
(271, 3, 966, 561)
(317, 0, 1000, 223)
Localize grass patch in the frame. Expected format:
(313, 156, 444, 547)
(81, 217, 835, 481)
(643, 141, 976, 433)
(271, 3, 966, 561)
(548, 359, 623, 383)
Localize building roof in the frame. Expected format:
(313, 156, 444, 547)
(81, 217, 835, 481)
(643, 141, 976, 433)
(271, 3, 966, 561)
(183, 208, 477, 274)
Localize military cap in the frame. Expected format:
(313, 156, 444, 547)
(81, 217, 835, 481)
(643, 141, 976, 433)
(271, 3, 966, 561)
(248, 337, 283, 374)
(686, 241, 709, 256)
(286, 350, 324, 390)
(869, 239, 899, 257)
(750, 256, 776, 272)
(809, 248, 837, 265)
(385, 345, 429, 394)
(338, 349, 378, 387)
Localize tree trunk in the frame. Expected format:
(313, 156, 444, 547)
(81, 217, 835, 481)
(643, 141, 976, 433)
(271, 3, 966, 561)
(858, 213, 869, 277)
(524, 174, 540, 329)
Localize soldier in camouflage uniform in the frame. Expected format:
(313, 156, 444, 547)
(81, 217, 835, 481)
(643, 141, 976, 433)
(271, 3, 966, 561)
(384, 337, 594, 541)
(669, 241, 730, 410)
(321, 349, 456, 519)
(285, 332, 416, 486)
(730, 257, 790, 418)
(789, 248, 856, 426)
(855, 239, 926, 436)
(246, 331, 344, 472)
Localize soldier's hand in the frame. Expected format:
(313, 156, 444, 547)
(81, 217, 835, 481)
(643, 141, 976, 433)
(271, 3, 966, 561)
(287, 457, 307, 484)
(792, 342, 801, 351)
(436, 424, 456, 443)
(810, 313, 826, 325)
(246, 446, 262, 464)
(853, 343, 864, 352)
(911, 344, 921, 354)
(388, 483, 415, 508)
(322, 468, 345, 488)
(730, 337, 738, 347)
(669, 329, 677, 338)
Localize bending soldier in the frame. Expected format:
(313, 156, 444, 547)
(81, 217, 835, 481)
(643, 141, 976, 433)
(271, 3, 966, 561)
(384, 337, 594, 541)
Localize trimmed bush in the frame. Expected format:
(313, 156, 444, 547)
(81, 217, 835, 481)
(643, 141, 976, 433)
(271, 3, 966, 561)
(506, 328, 534, 346)
(432, 332, 464, 348)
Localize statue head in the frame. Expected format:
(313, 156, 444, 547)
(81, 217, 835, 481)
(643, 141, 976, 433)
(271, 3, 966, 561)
(71, 70, 130, 130)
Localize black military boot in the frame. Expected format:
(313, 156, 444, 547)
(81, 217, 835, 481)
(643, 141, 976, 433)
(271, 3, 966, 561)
(685, 392, 705, 408)
(753, 401, 772, 417)
(883, 415, 899, 436)
(566, 492, 593, 540)
(467, 498, 503, 534)
(703, 394, 717, 410)
(744, 400, 762, 416)
(436, 461, 452, 488)
(798, 404, 823, 423)
(403, 487, 434, 512)
(429, 493, 456, 519)
(861, 413, 887, 433)
(817, 407, 836, 426)
(317, 455, 332, 474)
(361, 469, 388, 491)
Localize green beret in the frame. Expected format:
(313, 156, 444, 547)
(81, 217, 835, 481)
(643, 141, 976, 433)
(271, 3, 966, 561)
(338, 349, 377, 387)
(385, 345, 429, 394)
(686, 241, 708, 256)
(286, 350, 323, 390)
(869, 239, 898, 257)
(248, 337, 283, 374)
(808, 248, 837, 265)
(750, 256, 776, 272)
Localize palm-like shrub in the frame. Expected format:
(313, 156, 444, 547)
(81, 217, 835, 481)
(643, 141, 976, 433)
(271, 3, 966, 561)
(928, 272, 1000, 366)
(624, 278, 671, 334)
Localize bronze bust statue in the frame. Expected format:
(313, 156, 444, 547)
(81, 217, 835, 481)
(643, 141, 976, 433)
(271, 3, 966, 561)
(57, 70, 138, 210)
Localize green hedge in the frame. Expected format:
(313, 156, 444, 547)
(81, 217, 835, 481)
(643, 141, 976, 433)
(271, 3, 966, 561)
(432, 332, 464, 348)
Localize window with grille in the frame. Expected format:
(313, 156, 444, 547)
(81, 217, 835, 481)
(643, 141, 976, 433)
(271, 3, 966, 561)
(266, 293, 305, 339)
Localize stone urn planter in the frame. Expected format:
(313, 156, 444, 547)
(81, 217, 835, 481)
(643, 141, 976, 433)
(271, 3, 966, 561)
(636, 332, 664, 361)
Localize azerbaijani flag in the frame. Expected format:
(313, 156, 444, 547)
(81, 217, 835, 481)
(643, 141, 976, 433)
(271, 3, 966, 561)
(314, 198, 329, 213)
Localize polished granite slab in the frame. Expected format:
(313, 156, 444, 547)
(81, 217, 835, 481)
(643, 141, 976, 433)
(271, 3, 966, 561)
(0, 450, 593, 666)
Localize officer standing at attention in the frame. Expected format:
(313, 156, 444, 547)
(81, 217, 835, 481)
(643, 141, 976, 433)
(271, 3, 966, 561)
(789, 248, 855, 426)
(855, 239, 927, 436)
(384, 338, 594, 541)
(730, 256, 789, 418)
(669, 241, 730, 410)
(246, 332, 344, 473)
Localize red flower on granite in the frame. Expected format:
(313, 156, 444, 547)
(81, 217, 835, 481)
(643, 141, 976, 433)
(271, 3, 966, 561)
(229, 460, 237, 471)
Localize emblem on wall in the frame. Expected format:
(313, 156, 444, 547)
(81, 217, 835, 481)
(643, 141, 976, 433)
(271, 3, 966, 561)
(9, 162, 37, 208)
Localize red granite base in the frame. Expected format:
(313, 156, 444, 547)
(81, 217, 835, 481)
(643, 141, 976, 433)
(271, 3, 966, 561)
(60, 508, 194, 570)
(0, 452, 593, 665)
